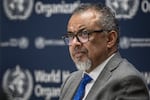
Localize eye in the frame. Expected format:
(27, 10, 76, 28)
(78, 31, 89, 39)
(67, 34, 74, 39)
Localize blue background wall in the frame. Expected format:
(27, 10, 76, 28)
(0, 0, 150, 100)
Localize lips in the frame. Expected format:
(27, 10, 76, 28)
(73, 50, 86, 59)
(75, 52, 84, 57)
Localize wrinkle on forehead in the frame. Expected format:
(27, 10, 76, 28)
(67, 9, 100, 32)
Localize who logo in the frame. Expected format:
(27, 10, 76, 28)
(3, 0, 34, 20)
(2, 65, 33, 100)
(106, 0, 140, 19)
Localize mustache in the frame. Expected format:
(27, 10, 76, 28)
(73, 47, 88, 54)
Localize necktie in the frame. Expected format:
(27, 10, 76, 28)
(73, 73, 92, 100)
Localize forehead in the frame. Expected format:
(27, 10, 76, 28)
(67, 9, 101, 31)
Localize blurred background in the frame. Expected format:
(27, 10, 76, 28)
(0, 0, 150, 100)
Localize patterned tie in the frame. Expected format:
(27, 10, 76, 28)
(73, 73, 92, 100)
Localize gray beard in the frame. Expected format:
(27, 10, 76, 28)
(75, 59, 92, 71)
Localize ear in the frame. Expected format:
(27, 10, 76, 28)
(106, 30, 118, 48)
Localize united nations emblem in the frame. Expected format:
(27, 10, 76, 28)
(2, 65, 33, 100)
(106, 0, 140, 19)
(3, 0, 34, 20)
(119, 37, 130, 49)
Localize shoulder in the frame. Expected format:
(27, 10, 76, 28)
(60, 70, 82, 89)
(115, 58, 143, 78)
(109, 54, 148, 87)
(97, 59, 150, 99)
(110, 58, 149, 92)
(66, 70, 83, 81)
(107, 52, 144, 79)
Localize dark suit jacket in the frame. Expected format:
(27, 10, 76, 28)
(59, 53, 150, 100)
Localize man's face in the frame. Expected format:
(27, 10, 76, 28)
(67, 10, 109, 72)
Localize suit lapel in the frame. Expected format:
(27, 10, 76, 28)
(62, 71, 83, 100)
(85, 66, 112, 100)
(85, 52, 123, 100)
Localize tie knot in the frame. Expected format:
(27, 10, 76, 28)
(82, 74, 92, 84)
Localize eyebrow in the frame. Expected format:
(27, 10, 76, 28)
(67, 28, 87, 34)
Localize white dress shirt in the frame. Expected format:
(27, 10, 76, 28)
(82, 53, 115, 100)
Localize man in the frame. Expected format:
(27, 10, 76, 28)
(60, 3, 150, 100)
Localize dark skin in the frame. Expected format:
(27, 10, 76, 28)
(67, 9, 118, 73)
